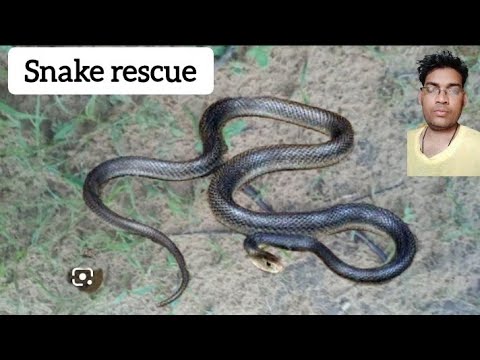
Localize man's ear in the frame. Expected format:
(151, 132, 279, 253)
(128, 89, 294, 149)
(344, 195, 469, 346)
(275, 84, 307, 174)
(463, 92, 468, 108)
(418, 90, 423, 105)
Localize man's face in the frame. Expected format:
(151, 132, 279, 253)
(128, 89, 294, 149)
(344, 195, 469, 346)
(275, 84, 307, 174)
(418, 67, 468, 131)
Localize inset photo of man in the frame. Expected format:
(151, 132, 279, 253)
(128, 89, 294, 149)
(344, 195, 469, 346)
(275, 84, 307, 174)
(407, 50, 480, 176)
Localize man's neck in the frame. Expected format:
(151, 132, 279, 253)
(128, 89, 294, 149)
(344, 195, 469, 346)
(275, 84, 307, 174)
(421, 123, 460, 158)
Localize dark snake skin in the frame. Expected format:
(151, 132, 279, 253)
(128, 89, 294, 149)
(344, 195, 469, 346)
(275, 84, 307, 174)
(83, 97, 416, 306)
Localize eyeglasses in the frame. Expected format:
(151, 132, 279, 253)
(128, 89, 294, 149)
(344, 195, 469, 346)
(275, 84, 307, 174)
(421, 85, 464, 97)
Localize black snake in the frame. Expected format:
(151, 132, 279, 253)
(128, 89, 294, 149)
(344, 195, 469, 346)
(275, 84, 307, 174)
(83, 97, 416, 306)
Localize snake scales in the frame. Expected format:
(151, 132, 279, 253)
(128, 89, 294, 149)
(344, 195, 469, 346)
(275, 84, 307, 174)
(83, 97, 416, 306)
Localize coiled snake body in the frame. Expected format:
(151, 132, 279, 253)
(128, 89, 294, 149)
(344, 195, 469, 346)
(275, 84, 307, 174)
(83, 97, 416, 306)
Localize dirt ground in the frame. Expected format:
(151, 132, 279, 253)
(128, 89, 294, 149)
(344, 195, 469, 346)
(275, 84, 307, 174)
(0, 46, 479, 314)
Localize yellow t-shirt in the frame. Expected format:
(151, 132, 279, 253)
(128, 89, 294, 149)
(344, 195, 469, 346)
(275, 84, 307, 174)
(407, 124, 480, 176)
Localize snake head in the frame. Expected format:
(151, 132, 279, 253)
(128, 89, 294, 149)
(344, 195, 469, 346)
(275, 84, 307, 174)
(244, 234, 285, 273)
(249, 251, 284, 274)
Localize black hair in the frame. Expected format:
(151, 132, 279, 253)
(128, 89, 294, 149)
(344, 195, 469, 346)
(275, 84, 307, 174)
(417, 50, 469, 87)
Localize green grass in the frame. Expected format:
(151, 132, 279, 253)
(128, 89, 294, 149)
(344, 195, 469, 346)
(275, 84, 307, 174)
(0, 76, 261, 312)
(182, 104, 203, 153)
(246, 46, 272, 68)
(299, 60, 310, 104)
(227, 46, 273, 75)
(402, 204, 416, 224)
(230, 60, 247, 75)
(0, 91, 194, 312)
(211, 46, 229, 58)
(222, 120, 247, 149)
(0, 45, 12, 52)
(440, 179, 480, 243)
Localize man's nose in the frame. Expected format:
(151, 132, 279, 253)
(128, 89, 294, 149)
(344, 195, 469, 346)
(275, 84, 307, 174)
(435, 90, 449, 103)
